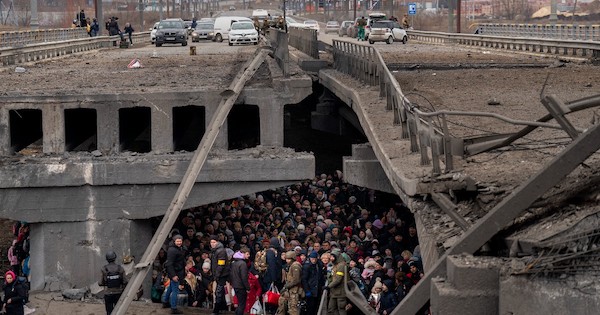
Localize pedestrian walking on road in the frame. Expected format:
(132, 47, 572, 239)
(124, 23, 135, 46)
(357, 17, 367, 41)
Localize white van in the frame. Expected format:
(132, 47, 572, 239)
(213, 16, 252, 42)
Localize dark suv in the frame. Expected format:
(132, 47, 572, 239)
(155, 18, 188, 47)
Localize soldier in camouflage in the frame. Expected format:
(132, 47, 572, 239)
(276, 251, 304, 315)
(326, 251, 347, 315)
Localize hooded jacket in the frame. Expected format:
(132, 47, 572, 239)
(263, 237, 282, 287)
(229, 251, 250, 290)
(210, 242, 230, 283)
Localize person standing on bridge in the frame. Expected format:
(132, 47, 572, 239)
(124, 23, 135, 46)
(99, 251, 127, 315)
(356, 17, 367, 41)
(402, 14, 410, 30)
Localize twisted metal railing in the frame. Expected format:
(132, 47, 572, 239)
(330, 39, 597, 175)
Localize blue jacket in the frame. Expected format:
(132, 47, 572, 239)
(301, 260, 323, 297)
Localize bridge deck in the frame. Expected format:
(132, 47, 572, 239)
(0, 45, 266, 96)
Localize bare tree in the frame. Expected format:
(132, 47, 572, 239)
(497, 0, 528, 20)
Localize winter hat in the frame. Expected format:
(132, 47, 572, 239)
(348, 196, 357, 204)
(383, 279, 394, 290)
(270, 237, 279, 247)
(173, 234, 183, 241)
(5, 270, 16, 280)
(202, 261, 211, 270)
(309, 251, 319, 259)
(297, 224, 305, 231)
(233, 251, 245, 260)
(372, 278, 383, 291)
(373, 219, 384, 230)
(285, 251, 297, 259)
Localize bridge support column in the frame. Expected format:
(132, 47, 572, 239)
(97, 106, 119, 154)
(259, 99, 284, 146)
(0, 108, 8, 155)
(30, 218, 153, 292)
(42, 105, 65, 154)
(151, 106, 174, 153)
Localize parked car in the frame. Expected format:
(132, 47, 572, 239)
(365, 12, 387, 40)
(325, 21, 340, 34)
(338, 20, 354, 37)
(368, 20, 407, 44)
(303, 20, 320, 33)
(213, 16, 252, 42)
(286, 17, 306, 29)
(155, 18, 188, 47)
(191, 22, 214, 41)
(150, 21, 159, 43)
(228, 21, 259, 46)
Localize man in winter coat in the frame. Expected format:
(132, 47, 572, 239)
(326, 251, 347, 315)
(277, 251, 304, 315)
(301, 251, 323, 315)
(163, 235, 185, 314)
(100, 251, 127, 315)
(230, 248, 251, 315)
(210, 235, 230, 315)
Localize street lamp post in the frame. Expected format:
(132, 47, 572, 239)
(283, 0, 288, 32)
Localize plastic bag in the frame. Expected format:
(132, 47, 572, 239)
(264, 283, 280, 305)
(250, 298, 263, 314)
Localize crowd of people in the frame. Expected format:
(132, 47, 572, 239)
(152, 171, 426, 314)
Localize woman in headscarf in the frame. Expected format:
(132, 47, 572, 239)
(2, 270, 26, 315)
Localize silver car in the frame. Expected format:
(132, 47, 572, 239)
(191, 22, 214, 41)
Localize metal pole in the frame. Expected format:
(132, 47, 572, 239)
(139, 0, 143, 33)
(30, 0, 38, 29)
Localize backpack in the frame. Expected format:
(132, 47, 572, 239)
(17, 276, 29, 304)
(104, 265, 123, 288)
(254, 249, 268, 273)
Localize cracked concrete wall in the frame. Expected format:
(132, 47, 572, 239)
(500, 276, 600, 314)
(30, 219, 153, 292)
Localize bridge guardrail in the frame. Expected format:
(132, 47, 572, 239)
(0, 28, 89, 48)
(332, 39, 452, 174)
(288, 26, 319, 59)
(477, 23, 600, 41)
(0, 32, 149, 66)
(409, 30, 600, 62)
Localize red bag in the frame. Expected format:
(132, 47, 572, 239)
(264, 283, 280, 305)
